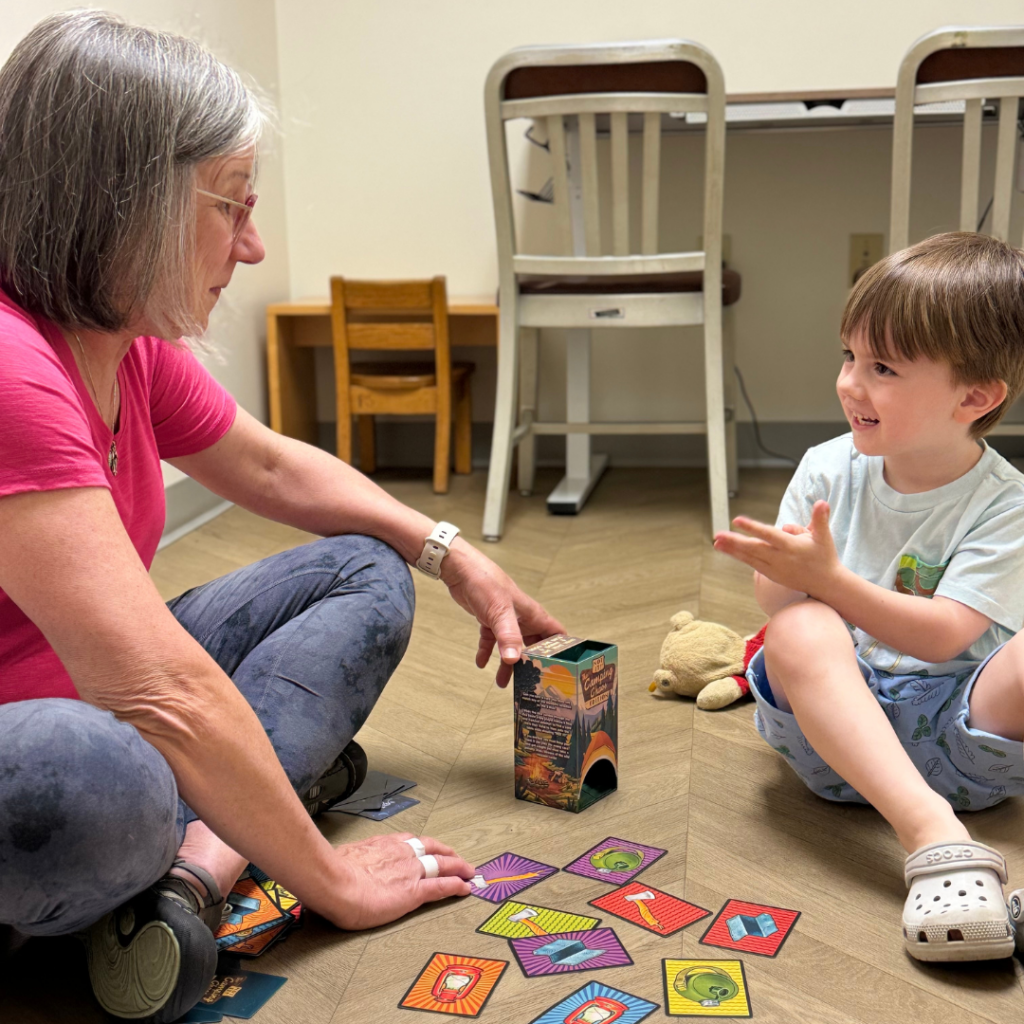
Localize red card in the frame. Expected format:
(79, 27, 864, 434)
(589, 882, 710, 937)
(699, 899, 800, 957)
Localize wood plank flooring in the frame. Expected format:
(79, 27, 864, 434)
(3, 467, 1022, 1023)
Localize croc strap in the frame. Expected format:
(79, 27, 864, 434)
(904, 841, 1007, 888)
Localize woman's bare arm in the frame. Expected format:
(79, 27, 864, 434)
(169, 409, 565, 685)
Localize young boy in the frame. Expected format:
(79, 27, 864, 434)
(714, 232, 1024, 963)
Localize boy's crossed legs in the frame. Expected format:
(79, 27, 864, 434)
(762, 599, 1023, 961)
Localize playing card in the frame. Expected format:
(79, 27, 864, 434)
(509, 928, 632, 978)
(590, 882, 710, 937)
(699, 898, 800, 958)
(174, 1007, 224, 1023)
(198, 970, 287, 1019)
(399, 952, 507, 1017)
(214, 877, 290, 951)
(662, 959, 751, 1017)
(360, 793, 420, 820)
(476, 900, 601, 939)
(468, 853, 558, 902)
(564, 837, 667, 885)
(527, 981, 659, 1024)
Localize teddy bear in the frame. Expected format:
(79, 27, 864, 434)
(649, 610, 766, 710)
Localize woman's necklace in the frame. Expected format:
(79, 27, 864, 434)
(73, 332, 120, 476)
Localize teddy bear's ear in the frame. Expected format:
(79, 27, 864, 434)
(669, 610, 695, 631)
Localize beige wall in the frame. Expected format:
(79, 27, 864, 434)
(274, 1, 1024, 437)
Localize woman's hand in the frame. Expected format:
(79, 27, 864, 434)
(320, 832, 475, 930)
(441, 540, 566, 687)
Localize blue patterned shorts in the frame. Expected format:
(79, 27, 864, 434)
(747, 643, 1024, 811)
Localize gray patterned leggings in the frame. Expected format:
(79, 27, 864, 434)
(0, 535, 414, 936)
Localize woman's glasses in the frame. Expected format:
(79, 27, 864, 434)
(197, 189, 259, 244)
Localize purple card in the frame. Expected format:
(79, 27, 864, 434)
(509, 928, 633, 978)
(564, 837, 667, 885)
(469, 852, 558, 903)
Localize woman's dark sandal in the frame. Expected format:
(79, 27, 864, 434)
(302, 739, 368, 816)
(82, 860, 224, 1022)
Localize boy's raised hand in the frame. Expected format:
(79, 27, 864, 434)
(713, 500, 841, 597)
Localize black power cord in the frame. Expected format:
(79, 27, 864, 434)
(733, 365, 800, 467)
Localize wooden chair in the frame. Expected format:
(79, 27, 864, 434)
(329, 276, 473, 493)
(890, 26, 1024, 252)
(481, 40, 740, 542)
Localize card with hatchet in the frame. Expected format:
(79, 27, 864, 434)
(590, 882, 711, 937)
(476, 900, 602, 940)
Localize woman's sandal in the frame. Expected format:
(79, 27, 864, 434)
(303, 739, 368, 817)
(83, 859, 225, 1022)
(903, 840, 1014, 961)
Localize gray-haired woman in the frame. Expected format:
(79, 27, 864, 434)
(0, 11, 563, 1022)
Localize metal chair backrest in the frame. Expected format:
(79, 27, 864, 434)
(890, 26, 1024, 252)
(484, 40, 726, 294)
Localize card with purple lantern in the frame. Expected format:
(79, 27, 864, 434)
(469, 852, 558, 903)
(563, 837, 667, 885)
(509, 927, 633, 978)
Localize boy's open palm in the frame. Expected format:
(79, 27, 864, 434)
(714, 501, 841, 598)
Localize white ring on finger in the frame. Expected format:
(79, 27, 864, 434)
(403, 837, 427, 858)
(417, 854, 439, 879)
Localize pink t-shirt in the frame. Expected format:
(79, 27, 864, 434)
(0, 290, 237, 704)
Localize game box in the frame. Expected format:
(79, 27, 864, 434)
(513, 635, 618, 812)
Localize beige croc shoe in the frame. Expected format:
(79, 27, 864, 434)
(903, 841, 1014, 961)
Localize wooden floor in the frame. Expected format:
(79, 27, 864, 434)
(3, 467, 1023, 1023)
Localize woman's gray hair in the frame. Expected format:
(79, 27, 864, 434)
(0, 9, 266, 337)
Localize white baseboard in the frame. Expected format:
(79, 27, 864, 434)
(160, 473, 232, 549)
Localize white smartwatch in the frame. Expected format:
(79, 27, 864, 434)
(415, 521, 460, 579)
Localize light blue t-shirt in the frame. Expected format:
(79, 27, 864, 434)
(777, 434, 1024, 677)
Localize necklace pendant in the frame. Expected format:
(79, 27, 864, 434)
(108, 440, 118, 476)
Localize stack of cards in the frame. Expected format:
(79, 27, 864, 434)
(214, 866, 304, 958)
(326, 769, 419, 820)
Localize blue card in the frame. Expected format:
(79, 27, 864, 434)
(175, 1008, 223, 1023)
(199, 970, 287, 1019)
(361, 793, 420, 820)
(527, 980, 659, 1024)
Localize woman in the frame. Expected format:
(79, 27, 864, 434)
(0, 11, 563, 1022)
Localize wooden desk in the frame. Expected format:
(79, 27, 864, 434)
(266, 296, 498, 445)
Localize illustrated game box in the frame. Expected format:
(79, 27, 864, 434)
(513, 635, 618, 813)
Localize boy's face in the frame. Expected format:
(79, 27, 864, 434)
(836, 328, 978, 458)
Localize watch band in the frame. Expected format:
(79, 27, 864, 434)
(416, 521, 460, 578)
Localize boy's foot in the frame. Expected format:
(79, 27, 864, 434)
(302, 740, 368, 816)
(82, 864, 223, 1022)
(903, 841, 1014, 962)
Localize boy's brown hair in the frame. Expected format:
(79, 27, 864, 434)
(841, 231, 1024, 438)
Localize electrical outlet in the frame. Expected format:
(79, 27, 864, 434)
(697, 234, 732, 265)
(849, 233, 883, 286)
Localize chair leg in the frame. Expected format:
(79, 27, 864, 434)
(703, 302, 731, 538)
(482, 302, 520, 540)
(336, 408, 353, 464)
(723, 310, 739, 497)
(433, 387, 452, 494)
(358, 415, 376, 474)
(517, 327, 539, 494)
(454, 377, 473, 475)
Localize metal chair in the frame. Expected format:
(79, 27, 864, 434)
(481, 39, 739, 541)
(890, 26, 1024, 252)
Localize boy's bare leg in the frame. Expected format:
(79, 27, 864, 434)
(764, 599, 969, 853)
(964, 630, 1024, 742)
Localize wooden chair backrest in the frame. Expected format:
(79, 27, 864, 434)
(329, 276, 451, 402)
(484, 40, 725, 295)
(890, 26, 1024, 252)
